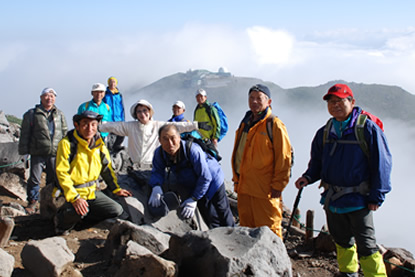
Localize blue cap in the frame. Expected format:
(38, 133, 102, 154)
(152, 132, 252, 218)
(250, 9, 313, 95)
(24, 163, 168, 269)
(249, 84, 271, 99)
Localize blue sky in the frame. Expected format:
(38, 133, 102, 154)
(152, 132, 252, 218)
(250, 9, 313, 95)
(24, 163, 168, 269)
(2, 0, 415, 254)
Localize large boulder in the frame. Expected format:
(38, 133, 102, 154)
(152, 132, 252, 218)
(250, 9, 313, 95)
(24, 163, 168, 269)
(105, 219, 171, 260)
(20, 237, 75, 277)
(166, 226, 292, 277)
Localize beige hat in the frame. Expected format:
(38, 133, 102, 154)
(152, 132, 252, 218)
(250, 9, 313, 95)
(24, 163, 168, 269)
(130, 99, 154, 119)
(41, 87, 57, 96)
(91, 83, 106, 92)
(173, 100, 185, 110)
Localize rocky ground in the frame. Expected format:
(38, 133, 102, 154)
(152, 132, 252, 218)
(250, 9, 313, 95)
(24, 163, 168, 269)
(1, 192, 341, 277)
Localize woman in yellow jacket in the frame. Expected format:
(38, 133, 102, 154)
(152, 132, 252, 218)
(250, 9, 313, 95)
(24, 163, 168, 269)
(231, 84, 292, 238)
(54, 111, 131, 234)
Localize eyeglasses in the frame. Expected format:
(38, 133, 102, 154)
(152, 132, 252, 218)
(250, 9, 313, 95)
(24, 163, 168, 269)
(136, 109, 149, 114)
(327, 98, 348, 105)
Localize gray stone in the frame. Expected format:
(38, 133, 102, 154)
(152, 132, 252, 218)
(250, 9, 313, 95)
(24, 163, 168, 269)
(114, 240, 177, 277)
(167, 226, 292, 277)
(0, 172, 27, 201)
(1, 202, 26, 217)
(39, 184, 66, 220)
(0, 247, 14, 277)
(21, 237, 75, 277)
(0, 217, 15, 247)
(106, 220, 171, 260)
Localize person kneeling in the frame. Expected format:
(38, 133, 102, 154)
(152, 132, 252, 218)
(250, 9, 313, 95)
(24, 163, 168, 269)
(148, 124, 234, 229)
(54, 111, 132, 235)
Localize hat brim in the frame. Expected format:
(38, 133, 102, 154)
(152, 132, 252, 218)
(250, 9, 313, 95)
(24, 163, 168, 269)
(73, 113, 103, 123)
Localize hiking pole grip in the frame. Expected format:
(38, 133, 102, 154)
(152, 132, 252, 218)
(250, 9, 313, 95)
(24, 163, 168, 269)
(284, 186, 304, 242)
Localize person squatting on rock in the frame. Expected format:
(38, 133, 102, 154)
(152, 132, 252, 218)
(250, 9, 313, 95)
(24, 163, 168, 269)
(295, 84, 392, 277)
(103, 76, 126, 154)
(231, 84, 292, 239)
(77, 83, 112, 140)
(54, 111, 132, 235)
(99, 99, 212, 185)
(148, 124, 235, 228)
(18, 87, 68, 214)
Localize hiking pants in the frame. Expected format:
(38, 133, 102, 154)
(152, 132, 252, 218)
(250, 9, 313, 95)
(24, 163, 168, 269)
(197, 184, 235, 229)
(56, 191, 123, 231)
(327, 208, 387, 276)
(237, 193, 283, 238)
(27, 155, 57, 202)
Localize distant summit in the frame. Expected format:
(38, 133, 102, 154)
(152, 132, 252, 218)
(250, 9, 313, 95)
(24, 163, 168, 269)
(132, 69, 415, 123)
(184, 68, 233, 88)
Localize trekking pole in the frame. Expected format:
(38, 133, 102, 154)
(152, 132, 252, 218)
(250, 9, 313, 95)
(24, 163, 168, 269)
(284, 185, 304, 242)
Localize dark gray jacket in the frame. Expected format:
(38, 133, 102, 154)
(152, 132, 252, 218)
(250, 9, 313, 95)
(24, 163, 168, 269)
(18, 104, 67, 156)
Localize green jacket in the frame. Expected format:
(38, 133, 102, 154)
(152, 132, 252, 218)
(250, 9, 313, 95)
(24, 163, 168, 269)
(18, 104, 67, 156)
(193, 101, 221, 140)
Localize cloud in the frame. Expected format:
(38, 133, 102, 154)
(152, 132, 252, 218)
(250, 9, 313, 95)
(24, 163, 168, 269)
(247, 26, 295, 65)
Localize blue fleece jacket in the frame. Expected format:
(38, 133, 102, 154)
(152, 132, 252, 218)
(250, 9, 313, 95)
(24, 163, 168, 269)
(150, 140, 224, 200)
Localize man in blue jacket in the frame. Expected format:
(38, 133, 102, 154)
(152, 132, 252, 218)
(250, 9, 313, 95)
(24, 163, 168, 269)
(148, 124, 234, 228)
(295, 84, 392, 277)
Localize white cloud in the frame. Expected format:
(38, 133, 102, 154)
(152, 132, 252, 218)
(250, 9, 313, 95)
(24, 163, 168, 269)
(247, 26, 295, 65)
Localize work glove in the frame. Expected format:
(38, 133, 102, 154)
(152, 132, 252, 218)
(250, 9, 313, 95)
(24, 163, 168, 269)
(197, 122, 212, 131)
(148, 186, 163, 207)
(180, 198, 197, 219)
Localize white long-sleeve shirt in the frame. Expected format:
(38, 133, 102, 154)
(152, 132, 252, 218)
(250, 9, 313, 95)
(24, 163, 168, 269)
(100, 120, 199, 165)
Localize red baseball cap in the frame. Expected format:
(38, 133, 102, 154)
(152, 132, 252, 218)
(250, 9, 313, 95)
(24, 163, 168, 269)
(323, 84, 354, 100)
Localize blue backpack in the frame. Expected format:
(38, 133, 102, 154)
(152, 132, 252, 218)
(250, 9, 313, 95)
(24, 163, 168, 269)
(206, 102, 228, 142)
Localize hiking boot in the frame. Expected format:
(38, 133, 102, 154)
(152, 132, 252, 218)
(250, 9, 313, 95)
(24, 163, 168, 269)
(25, 200, 38, 215)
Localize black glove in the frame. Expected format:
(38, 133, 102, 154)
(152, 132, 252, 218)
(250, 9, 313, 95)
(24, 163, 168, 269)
(198, 122, 212, 131)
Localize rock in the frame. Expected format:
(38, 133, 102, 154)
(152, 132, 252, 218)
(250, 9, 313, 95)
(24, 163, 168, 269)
(0, 217, 15, 247)
(114, 240, 177, 277)
(105, 219, 171, 260)
(1, 203, 26, 217)
(384, 256, 404, 277)
(150, 208, 209, 235)
(0, 247, 15, 277)
(20, 237, 75, 277)
(39, 184, 66, 220)
(313, 226, 336, 253)
(0, 172, 27, 201)
(167, 226, 293, 277)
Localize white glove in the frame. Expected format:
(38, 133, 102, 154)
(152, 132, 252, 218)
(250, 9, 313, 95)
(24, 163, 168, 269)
(148, 186, 163, 207)
(180, 198, 197, 219)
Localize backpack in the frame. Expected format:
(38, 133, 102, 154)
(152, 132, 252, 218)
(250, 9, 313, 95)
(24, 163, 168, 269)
(322, 110, 384, 158)
(205, 102, 228, 142)
(181, 133, 222, 162)
(265, 114, 295, 177)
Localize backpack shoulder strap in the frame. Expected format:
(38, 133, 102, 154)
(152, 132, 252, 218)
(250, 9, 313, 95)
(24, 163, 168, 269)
(66, 130, 78, 164)
(105, 103, 110, 111)
(322, 118, 333, 146)
(355, 114, 369, 158)
(85, 102, 89, 110)
(266, 114, 276, 142)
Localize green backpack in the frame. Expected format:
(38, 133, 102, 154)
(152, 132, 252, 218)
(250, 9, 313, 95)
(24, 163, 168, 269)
(322, 114, 369, 157)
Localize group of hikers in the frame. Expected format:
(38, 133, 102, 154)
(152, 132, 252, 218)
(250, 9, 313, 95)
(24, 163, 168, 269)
(17, 77, 392, 277)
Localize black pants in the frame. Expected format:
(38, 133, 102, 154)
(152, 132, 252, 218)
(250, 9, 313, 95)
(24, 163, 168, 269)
(197, 184, 235, 229)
